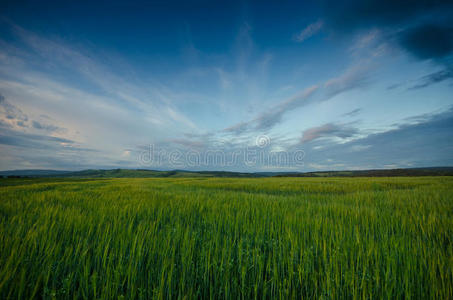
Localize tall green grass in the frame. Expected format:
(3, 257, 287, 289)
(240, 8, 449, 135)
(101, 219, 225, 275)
(0, 177, 452, 299)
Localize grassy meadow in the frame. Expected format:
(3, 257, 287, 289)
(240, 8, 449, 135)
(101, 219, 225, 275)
(0, 177, 452, 299)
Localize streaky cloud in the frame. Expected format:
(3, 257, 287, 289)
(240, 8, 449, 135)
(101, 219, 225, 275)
(342, 108, 362, 117)
(300, 123, 359, 144)
(409, 67, 453, 90)
(294, 20, 324, 43)
(253, 85, 319, 131)
(300, 106, 453, 170)
(224, 62, 372, 135)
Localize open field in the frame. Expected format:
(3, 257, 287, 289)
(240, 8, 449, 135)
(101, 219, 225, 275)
(0, 177, 452, 299)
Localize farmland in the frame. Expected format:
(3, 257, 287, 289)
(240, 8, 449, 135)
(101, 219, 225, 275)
(0, 177, 452, 299)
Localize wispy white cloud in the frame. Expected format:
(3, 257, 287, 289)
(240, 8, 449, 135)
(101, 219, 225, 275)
(5, 23, 198, 129)
(323, 63, 370, 98)
(223, 62, 372, 135)
(294, 20, 324, 43)
(0, 23, 202, 169)
(253, 85, 319, 131)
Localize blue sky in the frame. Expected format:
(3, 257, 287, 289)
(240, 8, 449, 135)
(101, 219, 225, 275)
(0, 0, 452, 171)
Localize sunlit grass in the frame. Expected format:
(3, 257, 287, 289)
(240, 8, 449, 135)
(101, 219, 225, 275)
(0, 177, 452, 299)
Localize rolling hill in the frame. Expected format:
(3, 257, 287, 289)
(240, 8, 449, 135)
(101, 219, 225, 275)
(1, 167, 453, 178)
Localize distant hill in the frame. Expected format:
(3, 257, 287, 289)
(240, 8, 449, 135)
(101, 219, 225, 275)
(273, 167, 453, 177)
(0, 169, 265, 178)
(1, 167, 453, 178)
(0, 170, 72, 177)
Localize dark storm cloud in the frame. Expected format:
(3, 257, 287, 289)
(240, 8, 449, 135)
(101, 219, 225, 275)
(323, 0, 452, 31)
(322, 0, 453, 61)
(399, 24, 453, 60)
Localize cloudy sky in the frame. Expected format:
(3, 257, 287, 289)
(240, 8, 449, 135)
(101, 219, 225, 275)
(0, 0, 452, 171)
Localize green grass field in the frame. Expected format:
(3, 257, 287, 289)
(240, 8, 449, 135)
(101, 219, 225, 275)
(0, 177, 452, 299)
